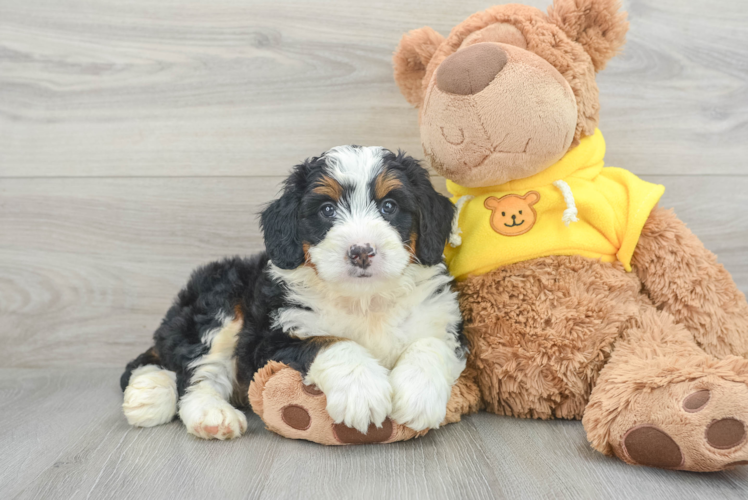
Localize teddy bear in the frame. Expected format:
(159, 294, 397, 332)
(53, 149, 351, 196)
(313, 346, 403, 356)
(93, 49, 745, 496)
(245, 0, 748, 470)
(387, 0, 748, 471)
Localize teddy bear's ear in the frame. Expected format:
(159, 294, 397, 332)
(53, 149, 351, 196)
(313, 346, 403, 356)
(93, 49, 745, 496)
(523, 191, 541, 206)
(484, 197, 501, 209)
(393, 27, 445, 107)
(547, 0, 629, 71)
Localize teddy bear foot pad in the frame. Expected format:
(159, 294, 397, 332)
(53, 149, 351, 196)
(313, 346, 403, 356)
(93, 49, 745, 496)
(612, 377, 748, 471)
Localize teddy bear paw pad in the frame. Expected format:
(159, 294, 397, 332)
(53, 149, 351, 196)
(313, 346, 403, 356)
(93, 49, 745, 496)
(614, 379, 748, 471)
(705, 418, 746, 450)
(622, 425, 684, 469)
(683, 389, 710, 412)
(332, 419, 394, 444)
(281, 404, 312, 431)
(302, 383, 323, 396)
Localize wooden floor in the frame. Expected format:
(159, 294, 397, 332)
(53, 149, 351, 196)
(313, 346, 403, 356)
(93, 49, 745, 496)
(1, 0, 748, 498)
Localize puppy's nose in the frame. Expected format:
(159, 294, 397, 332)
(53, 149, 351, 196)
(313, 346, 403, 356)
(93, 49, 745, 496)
(512, 214, 516, 220)
(436, 43, 508, 95)
(348, 244, 376, 269)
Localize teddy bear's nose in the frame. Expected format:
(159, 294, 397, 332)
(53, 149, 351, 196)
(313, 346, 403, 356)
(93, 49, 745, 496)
(436, 43, 508, 95)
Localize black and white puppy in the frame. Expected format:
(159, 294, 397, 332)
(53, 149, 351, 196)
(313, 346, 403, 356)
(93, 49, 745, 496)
(120, 146, 466, 439)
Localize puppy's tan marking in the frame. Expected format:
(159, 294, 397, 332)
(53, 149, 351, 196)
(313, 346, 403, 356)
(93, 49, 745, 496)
(313, 176, 343, 201)
(206, 315, 243, 363)
(231, 304, 245, 403)
(302, 242, 317, 272)
(408, 232, 418, 262)
(375, 170, 403, 199)
(293, 335, 344, 346)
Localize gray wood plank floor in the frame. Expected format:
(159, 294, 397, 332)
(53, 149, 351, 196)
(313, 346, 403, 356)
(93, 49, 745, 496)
(3, 369, 748, 499)
(2, 0, 748, 498)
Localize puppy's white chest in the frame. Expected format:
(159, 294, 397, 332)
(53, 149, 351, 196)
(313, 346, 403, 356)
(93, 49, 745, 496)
(286, 297, 413, 368)
(271, 264, 461, 370)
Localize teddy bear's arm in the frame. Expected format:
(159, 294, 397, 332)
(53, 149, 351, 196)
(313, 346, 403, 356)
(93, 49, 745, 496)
(632, 206, 748, 358)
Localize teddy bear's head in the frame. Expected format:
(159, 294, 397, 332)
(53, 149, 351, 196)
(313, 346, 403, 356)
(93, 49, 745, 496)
(393, 0, 628, 188)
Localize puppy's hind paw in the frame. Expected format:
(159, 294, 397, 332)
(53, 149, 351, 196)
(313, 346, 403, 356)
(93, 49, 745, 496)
(179, 391, 247, 440)
(122, 365, 178, 428)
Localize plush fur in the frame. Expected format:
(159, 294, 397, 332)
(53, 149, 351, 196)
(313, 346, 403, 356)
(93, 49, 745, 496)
(631, 208, 748, 359)
(393, 0, 748, 471)
(547, 0, 629, 71)
(121, 147, 469, 441)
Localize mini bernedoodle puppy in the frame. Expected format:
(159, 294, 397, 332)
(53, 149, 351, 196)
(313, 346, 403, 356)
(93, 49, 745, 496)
(121, 146, 467, 439)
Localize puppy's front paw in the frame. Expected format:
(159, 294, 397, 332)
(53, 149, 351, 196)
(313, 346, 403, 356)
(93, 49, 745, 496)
(323, 368, 392, 434)
(179, 390, 247, 440)
(390, 364, 451, 432)
(306, 342, 392, 434)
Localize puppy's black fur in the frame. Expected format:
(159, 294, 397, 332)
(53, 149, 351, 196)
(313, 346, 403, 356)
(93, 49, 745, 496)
(121, 149, 465, 408)
(378, 152, 456, 266)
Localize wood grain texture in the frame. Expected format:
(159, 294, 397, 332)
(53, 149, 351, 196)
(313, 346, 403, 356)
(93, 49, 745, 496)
(3, 369, 748, 500)
(1, 0, 748, 177)
(2, 0, 748, 497)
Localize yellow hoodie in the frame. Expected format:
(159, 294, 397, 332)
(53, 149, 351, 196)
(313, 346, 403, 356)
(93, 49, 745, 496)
(444, 129, 665, 280)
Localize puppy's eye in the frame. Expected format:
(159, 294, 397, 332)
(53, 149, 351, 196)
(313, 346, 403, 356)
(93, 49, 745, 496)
(501, 212, 506, 217)
(319, 203, 337, 219)
(380, 199, 398, 216)
(519, 210, 523, 215)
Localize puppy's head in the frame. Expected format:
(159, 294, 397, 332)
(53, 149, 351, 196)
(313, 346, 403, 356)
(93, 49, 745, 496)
(261, 146, 454, 288)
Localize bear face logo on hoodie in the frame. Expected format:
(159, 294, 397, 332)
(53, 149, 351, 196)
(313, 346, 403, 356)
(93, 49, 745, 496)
(484, 191, 541, 236)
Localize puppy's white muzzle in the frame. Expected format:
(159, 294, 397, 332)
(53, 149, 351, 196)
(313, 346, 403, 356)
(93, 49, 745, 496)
(310, 217, 410, 285)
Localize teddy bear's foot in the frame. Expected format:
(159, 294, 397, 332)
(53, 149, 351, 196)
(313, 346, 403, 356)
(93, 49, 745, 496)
(248, 361, 426, 445)
(584, 308, 748, 471)
(607, 374, 748, 471)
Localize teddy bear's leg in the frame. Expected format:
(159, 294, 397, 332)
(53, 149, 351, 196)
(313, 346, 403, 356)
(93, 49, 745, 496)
(246, 361, 480, 445)
(633, 206, 748, 358)
(444, 364, 484, 424)
(583, 306, 748, 471)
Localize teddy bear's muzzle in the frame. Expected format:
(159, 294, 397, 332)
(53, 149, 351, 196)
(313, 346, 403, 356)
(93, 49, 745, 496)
(436, 43, 508, 96)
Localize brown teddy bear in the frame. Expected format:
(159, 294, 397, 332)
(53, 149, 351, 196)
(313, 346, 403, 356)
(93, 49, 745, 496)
(389, 0, 748, 471)
(245, 0, 748, 470)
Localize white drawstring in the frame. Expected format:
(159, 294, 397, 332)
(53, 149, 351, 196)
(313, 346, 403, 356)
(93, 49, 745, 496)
(449, 195, 474, 247)
(552, 180, 579, 226)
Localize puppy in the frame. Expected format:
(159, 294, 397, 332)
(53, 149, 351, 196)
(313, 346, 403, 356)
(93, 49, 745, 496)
(120, 146, 467, 439)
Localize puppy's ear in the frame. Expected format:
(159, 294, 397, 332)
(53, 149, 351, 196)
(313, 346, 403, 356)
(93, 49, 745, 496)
(398, 153, 454, 266)
(393, 27, 445, 107)
(548, 0, 629, 71)
(260, 164, 308, 269)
